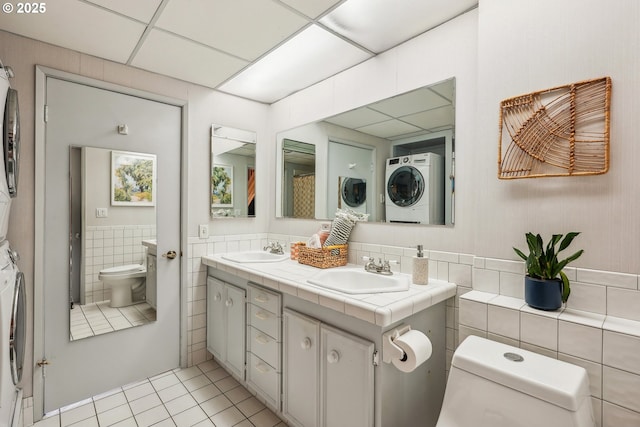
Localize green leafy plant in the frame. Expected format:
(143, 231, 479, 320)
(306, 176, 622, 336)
(513, 232, 584, 303)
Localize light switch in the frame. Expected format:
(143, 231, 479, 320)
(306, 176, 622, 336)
(96, 208, 108, 218)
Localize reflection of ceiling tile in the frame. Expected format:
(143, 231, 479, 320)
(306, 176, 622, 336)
(356, 120, 422, 139)
(324, 107, 390, 129)
(401, 105, 455, 131)
(369, 87, 450, 117)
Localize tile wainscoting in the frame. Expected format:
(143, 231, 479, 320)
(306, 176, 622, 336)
(186, 233, 640, 427)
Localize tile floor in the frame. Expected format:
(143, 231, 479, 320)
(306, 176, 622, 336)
(33, 359, 288, 427)
(70, 301, 156, 340)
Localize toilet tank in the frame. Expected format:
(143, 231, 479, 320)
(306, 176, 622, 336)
(437, 336, 594, 427)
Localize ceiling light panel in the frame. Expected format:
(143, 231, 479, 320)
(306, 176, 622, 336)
(131, 29, 248, 88)
(219, 25, 371, 104)
(85, 0, 163, 23)
(278, 0, 344, 19)
(320, 0, 477, 53)
(0, 0, 145, 63)
(155, 0, 309, 61)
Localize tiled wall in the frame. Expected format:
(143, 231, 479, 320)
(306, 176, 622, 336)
(83, 225, 155, 304)
(186, 233, 640, 427)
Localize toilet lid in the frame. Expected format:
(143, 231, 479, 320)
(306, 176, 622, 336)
(100, 264, 143, 275)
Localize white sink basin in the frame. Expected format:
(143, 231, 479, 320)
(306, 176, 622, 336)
(222, 251, 289, 263)
(307, 268, 410, 294)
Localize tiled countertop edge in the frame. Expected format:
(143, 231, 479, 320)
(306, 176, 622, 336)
(202, 254, 456, 328)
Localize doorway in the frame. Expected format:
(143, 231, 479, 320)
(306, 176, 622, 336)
(34, 67, 187, 418)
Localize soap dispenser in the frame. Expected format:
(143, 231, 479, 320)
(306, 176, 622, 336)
(412, 245, 429, 285)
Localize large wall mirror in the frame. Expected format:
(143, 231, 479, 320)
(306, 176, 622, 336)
(211, 124, 257, 218)
(276, 77, 455, 226)
(69, 146, 157, 341)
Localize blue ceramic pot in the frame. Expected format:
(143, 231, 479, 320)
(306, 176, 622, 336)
(524, 276, 563, 311)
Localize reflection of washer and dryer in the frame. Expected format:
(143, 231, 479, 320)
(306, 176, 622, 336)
(385, 153, 444, 224)
(0, 60, 24, 427)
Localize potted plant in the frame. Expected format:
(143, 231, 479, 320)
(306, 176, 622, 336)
(513, 232, 584, 310)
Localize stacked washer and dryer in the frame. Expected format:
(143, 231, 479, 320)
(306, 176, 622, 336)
(0, 61, 24, 427)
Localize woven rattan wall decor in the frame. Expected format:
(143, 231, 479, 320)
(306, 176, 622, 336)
(498, 77, 611, 179)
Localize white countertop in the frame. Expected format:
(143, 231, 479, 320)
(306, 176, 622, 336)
(202, 253, 457, 327)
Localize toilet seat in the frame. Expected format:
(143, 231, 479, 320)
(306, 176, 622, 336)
(99, 264, 145, 278)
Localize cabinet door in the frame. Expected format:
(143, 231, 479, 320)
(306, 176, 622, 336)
(206, 277, 226, 360)
(225, 283, 246, 379)
(146, 254, 157, 309)
(321, 324, 374, 427)
(283, 309, 320, 427)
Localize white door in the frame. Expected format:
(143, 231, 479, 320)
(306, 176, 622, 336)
(36, 75, 182, 413)
(321, 323, 374, 427)
(283, 309, 320, 427)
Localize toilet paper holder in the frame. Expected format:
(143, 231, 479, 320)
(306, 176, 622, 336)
(382, 324, 412, 364)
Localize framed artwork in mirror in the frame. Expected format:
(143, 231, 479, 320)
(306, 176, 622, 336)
(212, 164, 234, 208)
(111, 150, 157, 206)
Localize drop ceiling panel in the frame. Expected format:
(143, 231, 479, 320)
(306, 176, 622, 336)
(219, 25, 371, 103)
(324, 107, 390, 129)
(320, 0, 477, 53)
(0, 0, 145, 63)
(356, 119, 422, 139)
(279, 0, 344, 19)
(85, 0, 163, 23)
(155, 0, 309, 61)
(131, 29, 249, 88)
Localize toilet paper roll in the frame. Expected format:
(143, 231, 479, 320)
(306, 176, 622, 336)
(391, 330, 433, 373)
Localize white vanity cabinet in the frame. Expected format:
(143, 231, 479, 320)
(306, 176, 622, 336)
(206, 277, 246, 379)
(283, 309, 374, 427)
(246, 284, 282, 409)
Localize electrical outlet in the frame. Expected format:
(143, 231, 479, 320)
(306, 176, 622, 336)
(198, 224, 209, 239)
(96, 208, 108, 218)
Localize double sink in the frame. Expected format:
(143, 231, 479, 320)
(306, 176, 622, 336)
(221, 251, 410, 294)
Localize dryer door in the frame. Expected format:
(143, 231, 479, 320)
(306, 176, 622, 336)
(3, 88, 19, 198)
(9, 272, 24, 385)
(386, 166, 425, 207)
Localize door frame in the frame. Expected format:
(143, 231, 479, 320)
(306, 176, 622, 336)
(33, 66, 189, 421)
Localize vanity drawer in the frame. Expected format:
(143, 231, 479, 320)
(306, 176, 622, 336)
(248, 284, 280, 314)
(248, 303, 280, 340)
(247, 352, 281, 409)
(248, 326, 280, 368)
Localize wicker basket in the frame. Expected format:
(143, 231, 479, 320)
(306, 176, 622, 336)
(297, 243, 348, 269)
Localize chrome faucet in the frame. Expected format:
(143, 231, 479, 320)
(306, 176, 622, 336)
(264, 241, 284, 255)
(362, 256, 397, 275)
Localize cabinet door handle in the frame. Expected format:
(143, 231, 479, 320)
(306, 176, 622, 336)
(254, 294, 269, 303)
(225, 298, 233, 307)
(254, 310, 271, 320)
(301, 337, 312, 350)
(255, 362, 271, 374)
(255, 334, 270, 344)
(214, 292, 222, 301)
(327, 350, 340, 364)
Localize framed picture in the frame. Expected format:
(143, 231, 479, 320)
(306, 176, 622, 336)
(111, 150, 157, 206)
(212, 164, 234, 208)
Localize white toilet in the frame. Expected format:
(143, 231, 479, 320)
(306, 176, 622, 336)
(99, 250, 147, 308)
(436, 335, 595, 427)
